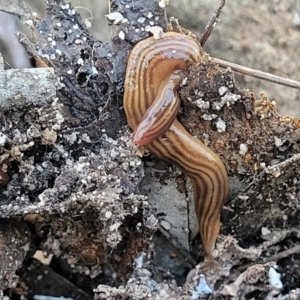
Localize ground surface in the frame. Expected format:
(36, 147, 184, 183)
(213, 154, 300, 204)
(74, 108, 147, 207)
(1, 0, 300, 299)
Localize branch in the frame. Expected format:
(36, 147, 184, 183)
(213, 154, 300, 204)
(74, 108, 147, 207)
(200, 0, 226, 47)
(212, 57, 300, 90)
(0, 54, 56, 111)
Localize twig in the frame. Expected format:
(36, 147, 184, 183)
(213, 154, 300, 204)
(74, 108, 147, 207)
(236, 244, 300, 273)
(0, 53, 57, 111)
(262, 245, 300, 263)
(62, 77, 96, 106)
(200, 0, 226, 47)
(212, 57, 300, 90)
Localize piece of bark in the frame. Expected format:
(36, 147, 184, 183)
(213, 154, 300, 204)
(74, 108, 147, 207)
(0, 218, 30, 291)
(0, 53, 56, 110)
(20, 0, 168, 128)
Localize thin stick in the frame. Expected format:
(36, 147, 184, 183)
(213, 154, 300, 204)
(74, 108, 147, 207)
(212, 57, 300, 90)
(262, 245, 300, 263)
(200, 0, 226, 47)
(236, 244, 300, 273)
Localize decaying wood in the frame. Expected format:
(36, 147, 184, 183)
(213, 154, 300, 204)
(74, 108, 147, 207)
(0, 54, 56, 110)
(0, 218, 30, 292)
(0, 0, 300, 298)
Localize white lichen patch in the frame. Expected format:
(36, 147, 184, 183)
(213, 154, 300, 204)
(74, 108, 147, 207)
(41, 128, 57, 145)
(81, 133, 91, 143)
(146, 26, 164, 39)
(201, 113, 217, 121)
(194, 89, 205, 98)
(105, 211, 112, 219)
(0, 132, 8, 146)
(239, 143, 248, 156)
(158, 0, 169, 8)
(12, 129, 27, 144)
(91, 66, 98, 75)
(261, 227, 271, 236)
(27, 125, 41, 139)
(61, 3, 70, 10)
(216, 118, 226, 132)
(274, 136, 284, 147)
(77, 58, 84, 65)
(146, 12, 153, 18)
(181, 77, 188, 86)
(118, 30, 125, 40)
(218, 86, 228, 96)
(83, 18, 92, 29)
(194, 99, 210, 111)
(269, 267, 283, 290)
(212, 90, 241, 110)
(137, 17, 146, 24)
(63, 132, 79, 145)
(105, 12, 126, 25)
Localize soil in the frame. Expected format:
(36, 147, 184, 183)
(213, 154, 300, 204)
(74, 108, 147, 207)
(1, 0, 300, 300)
